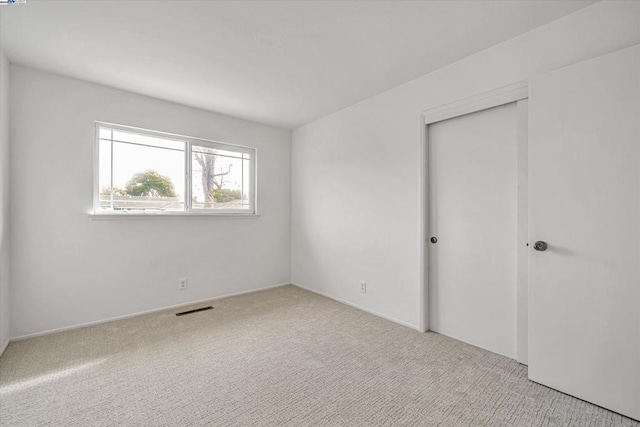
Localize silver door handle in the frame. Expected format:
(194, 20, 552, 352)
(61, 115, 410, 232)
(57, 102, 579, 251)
(534, 241, 548, 251)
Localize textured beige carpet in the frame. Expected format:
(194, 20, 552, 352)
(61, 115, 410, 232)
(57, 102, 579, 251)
(0, 285, 637, 426)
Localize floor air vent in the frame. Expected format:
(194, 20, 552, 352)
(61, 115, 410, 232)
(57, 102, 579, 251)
(176, 306, 213, 316)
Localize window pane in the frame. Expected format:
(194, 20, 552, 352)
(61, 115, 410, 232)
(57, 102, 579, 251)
(98, 128, 185, 212)
(242, 158, 251, 209)
(111, 130, 185, 151)
(99, 127, 112, 140)
(192, 146, 247, 159)
(191, 145, 251, 210)
(98, 139, 112, 205)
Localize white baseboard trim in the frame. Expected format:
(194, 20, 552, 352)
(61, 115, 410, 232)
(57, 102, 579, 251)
(292, 282, 421, 332)
(11, 282, 292, 341)
(0, 338, 9, 357)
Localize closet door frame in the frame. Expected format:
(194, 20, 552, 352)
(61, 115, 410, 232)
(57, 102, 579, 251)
(420, 81, 529, 364)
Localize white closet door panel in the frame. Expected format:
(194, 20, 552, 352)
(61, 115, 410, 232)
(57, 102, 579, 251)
(529, 45, 640, 420)
(429, 102, 518, 359)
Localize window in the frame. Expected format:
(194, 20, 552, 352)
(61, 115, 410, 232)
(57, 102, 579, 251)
(95, 123, 255, 215)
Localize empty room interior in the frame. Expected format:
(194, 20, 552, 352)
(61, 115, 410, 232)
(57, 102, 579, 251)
(0, 1, 639, 425)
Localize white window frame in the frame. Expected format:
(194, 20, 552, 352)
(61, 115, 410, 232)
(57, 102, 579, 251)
(92, 122, 257, 217)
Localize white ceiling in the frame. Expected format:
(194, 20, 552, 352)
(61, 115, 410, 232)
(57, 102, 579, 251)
(0, 0, 595, 129)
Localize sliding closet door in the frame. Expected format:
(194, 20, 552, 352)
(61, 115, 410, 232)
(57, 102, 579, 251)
(529, 45, 640, 420)
(428, 103, 518, 359)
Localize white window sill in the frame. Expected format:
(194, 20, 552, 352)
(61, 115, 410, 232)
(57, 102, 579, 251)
(89, 212, 260, 220)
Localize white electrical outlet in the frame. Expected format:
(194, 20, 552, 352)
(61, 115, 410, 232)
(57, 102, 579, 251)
(179, 278, 188, 290)
(360, 281, 367, 293)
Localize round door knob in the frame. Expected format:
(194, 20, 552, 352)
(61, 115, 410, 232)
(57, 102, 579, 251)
(430, 237, 438, 244)
(533, 241, 548, 251)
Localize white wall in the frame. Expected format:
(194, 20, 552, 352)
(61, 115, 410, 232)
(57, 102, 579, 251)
(291, 1, 640, 330)
(10, 66, 291, 339)
(0, 47, 10, 352)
